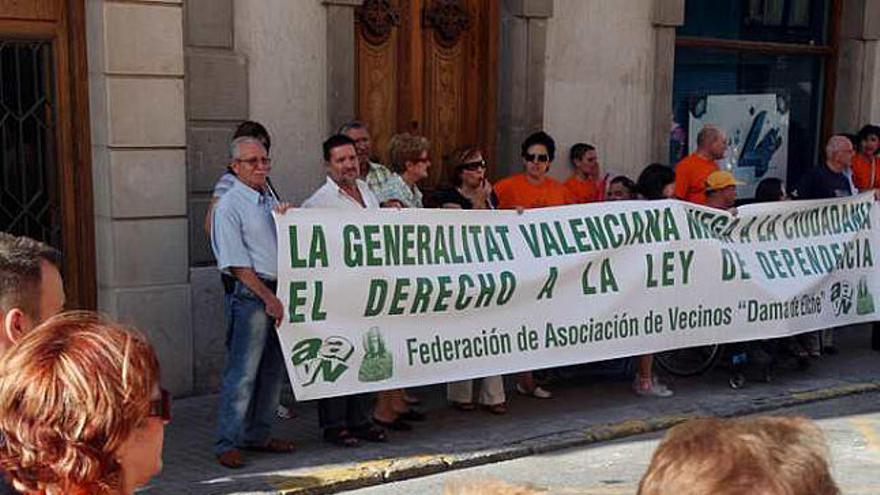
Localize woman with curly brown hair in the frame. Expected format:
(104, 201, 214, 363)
(0, 312, 169, 495)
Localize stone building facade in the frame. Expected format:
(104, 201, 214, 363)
(2, 0, 878, 396)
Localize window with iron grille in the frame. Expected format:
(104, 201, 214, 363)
(0, 39, 61, 248)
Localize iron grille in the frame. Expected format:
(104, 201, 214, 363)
(0, 40, 61, 247)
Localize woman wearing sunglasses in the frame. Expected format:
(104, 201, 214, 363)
(432, 146, 496, 210)
(494, 131, 573, 399)
(432, 147, 507, 414)
(494, 131, 572, 210)
(0, 312, 169, 495)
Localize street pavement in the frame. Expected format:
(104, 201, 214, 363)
(144, 325, 880, 494)
(346, 392, 880, 495)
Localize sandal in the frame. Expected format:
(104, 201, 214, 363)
(351, 424, 387, 443)
(372, 416, 413, 431)
(452, 401, 476, 412)
(242, 438, 296, 453)
(403, 392, 421, 405)
(323, 428, 361, 447)
(484, 403, 508, 415)
(217, 449, 246, 469)
(398, 409, 426, 422)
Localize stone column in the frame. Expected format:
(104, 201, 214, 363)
(184, 0, 249, 394)
(497, 0, 554, 175)
(834, 0, 880, 132)
(87, 0, 193, 395)
(651, 0, 684, 164)
(324, 0, 363, 133)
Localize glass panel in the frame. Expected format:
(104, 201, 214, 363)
(0, 40, 60, 247)
(671, 47, 823, 197)
(678, 0, 829, 45)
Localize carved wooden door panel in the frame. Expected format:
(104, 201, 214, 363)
(355, 0, 498, 189)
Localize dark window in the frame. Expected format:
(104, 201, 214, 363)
(0, 40, 61, 247)
(678, 0, 829, 45)
(672, 49, 823, 189)
(671, 0, 833, 198)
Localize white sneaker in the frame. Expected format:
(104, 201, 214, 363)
(532, 386, 553, 399)
(516, 383, 553, 399)
(633, 377, 673, 398)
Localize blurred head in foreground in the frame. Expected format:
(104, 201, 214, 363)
(443, 479, 545, 495)
(638, 416, 839, 495)
(0, 312, 168, 495)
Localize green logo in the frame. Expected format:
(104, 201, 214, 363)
(857, 276, 875, 315)
(358, 326, 393, 382)
(291, 336, 354, 386)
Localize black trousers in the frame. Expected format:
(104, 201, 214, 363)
(318, 394, 373, 430)
(872, 322, 880, 351)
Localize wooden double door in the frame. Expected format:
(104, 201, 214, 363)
(0, 0, 94, 308)
(355, 0, 499, 189)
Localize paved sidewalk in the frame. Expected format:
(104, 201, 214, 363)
(144, 325, 880, 495)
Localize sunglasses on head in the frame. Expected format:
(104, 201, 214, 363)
(460, 159, 487, 171)
(524, 153, 550, 163)
(149, 388, 172, 422)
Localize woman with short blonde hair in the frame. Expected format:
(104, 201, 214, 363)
(0, 312, 169, 495)
(373, 132, 432, 208)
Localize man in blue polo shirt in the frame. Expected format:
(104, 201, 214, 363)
(211, 136, 295, 468)
(791, 135, 855, 357)
(791, 135, 855, 200)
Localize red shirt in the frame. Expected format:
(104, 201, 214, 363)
(852, 153, 880, 191)
(494, 173, 572, 209)
(674, 153, 719, 205)
(563, 175, 605, 204)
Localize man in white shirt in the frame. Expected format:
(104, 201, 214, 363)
(303, 135, 380, 209)
(301, 134, 386, 447)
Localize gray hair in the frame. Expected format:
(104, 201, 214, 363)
(229, 136, 267, 160)
(696, 125, 723, 148)
(825, 135, 853, 157)
(336, 120, 367, 136)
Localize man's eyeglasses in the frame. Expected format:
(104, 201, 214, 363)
(524, 153, 550, 163)
(236, 157, 272, 167)
(461, 159, 487, 171)
(149, 388, 172, 422)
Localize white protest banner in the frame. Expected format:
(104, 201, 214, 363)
(275, 193, 878, 400)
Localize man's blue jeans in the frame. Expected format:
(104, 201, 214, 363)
(214, 281, 285, 455)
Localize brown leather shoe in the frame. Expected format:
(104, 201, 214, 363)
(217, 449, 246, 469)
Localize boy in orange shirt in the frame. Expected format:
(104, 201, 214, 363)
(674, 125, 727, 204)
(563, 143, 607, 203)
(853, 124, 880, 191)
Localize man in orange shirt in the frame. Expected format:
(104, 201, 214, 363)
(853, 124, 880, 191)
(495, 131, 572, 209)
(563, 143, 607, 203)
(674, 125, 727, 204)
